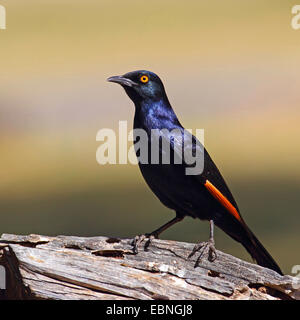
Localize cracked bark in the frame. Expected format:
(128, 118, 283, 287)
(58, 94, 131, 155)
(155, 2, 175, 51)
(0, 233, 299, 300)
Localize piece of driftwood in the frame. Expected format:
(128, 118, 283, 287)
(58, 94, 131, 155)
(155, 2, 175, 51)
(0, 233, 299, 300)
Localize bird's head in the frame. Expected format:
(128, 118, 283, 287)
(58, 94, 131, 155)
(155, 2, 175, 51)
(107, 70, 167, 104)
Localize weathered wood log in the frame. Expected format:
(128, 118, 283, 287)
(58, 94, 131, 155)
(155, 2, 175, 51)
(0, 233, 299, 300)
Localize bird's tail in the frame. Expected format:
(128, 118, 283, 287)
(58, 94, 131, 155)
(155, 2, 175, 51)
(240, 223, 283, 275)
(215, 217, 283, 275)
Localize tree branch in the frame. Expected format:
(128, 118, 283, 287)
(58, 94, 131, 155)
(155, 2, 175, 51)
(0, 233, 299, 300)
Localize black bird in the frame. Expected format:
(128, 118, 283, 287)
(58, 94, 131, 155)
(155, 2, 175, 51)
(107, 70, 283, 275)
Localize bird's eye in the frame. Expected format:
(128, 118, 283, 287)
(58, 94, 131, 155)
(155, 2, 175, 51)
(140, 75, 149, 83)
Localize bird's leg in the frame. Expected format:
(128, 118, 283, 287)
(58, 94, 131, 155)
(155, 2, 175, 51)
(188, 220, 217, 266)
(132, 216, 184, 254)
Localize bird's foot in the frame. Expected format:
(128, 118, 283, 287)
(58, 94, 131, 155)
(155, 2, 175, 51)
(131, 232, 159, 254)
(188, 238, 217, 267)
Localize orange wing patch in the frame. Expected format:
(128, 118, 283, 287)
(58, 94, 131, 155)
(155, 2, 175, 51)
(204, 180, 241, 221)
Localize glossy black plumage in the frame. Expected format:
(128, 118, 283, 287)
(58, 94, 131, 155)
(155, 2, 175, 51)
(108, 70, 283, 275)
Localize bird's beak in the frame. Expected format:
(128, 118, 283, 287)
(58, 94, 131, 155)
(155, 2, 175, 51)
(107, 75, 137, 87)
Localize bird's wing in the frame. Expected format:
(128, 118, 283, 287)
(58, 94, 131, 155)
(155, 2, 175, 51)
(164, 128, 242, 219)
(192, 137, 242, 219)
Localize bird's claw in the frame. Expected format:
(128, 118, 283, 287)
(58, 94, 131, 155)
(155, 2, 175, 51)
(188, 238, 217, 267)
(131, 232, 158, 254)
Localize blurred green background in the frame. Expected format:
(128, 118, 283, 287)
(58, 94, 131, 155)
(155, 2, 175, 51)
(0, 0, 299, 274)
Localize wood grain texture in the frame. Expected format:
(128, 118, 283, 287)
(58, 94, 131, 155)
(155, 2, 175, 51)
(0, 233, 299, 300)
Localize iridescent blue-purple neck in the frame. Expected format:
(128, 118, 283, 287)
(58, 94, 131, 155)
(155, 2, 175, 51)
(134, 97, 182, 132)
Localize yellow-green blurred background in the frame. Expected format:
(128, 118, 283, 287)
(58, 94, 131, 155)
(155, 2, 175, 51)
(1, 0, 299, 274)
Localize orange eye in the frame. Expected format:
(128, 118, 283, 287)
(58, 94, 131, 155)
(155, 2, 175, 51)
(140, 75, 149, 83)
